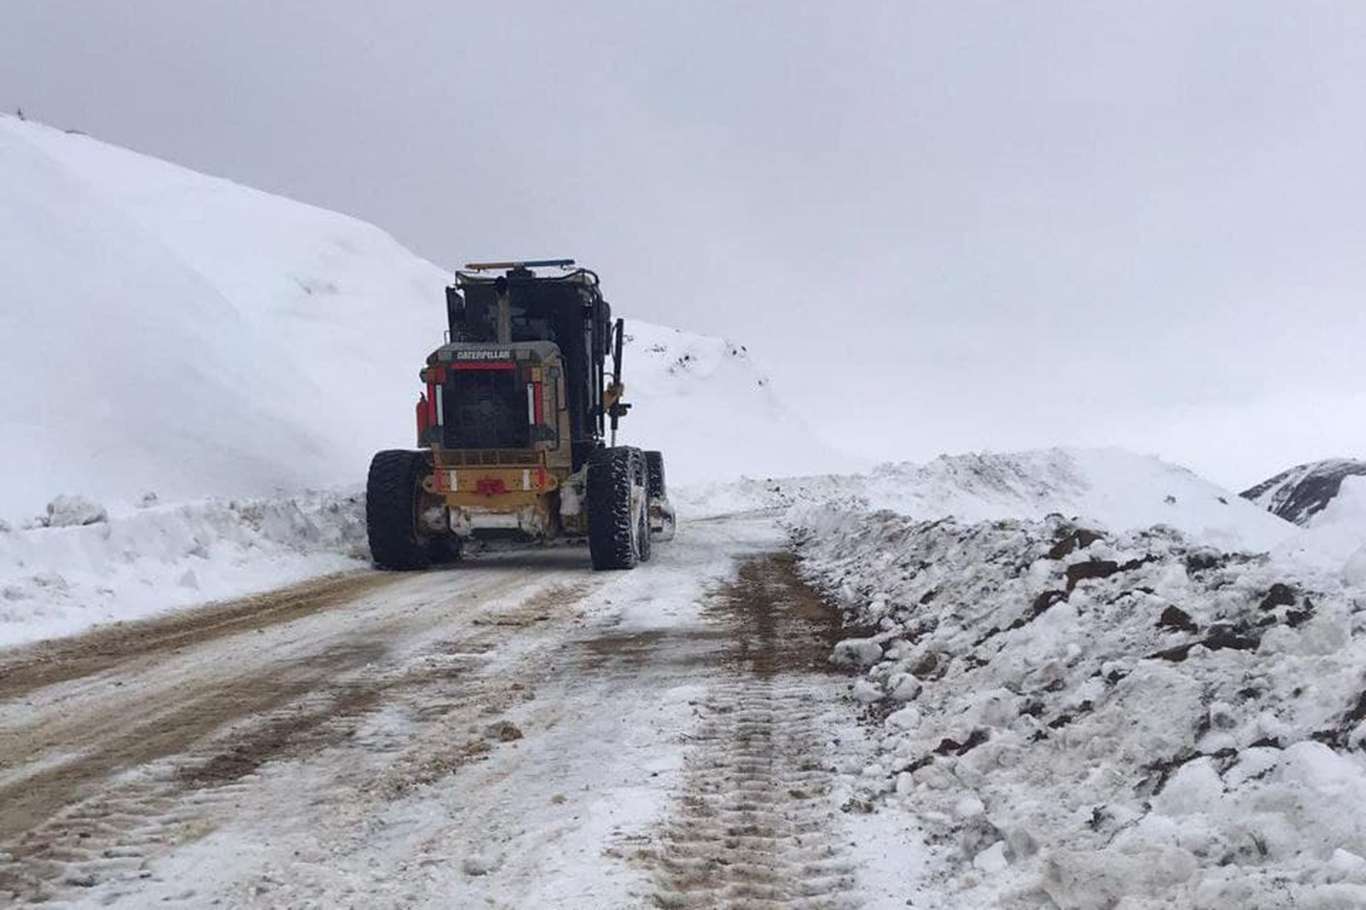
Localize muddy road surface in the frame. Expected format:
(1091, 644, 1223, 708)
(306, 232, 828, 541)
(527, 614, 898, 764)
(0, 515, 908, 908)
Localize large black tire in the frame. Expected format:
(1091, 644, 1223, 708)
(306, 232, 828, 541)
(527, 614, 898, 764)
(645, 450, 667, 500)
(587, 446, 647, 570)
(427, 536, 463, 565)
(366, 450, 433, 570)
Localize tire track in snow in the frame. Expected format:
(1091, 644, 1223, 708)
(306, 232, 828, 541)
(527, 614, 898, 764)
(647, 554, 861, 909)
(0, 566, 589, 904)
(0, 570, 399, 700)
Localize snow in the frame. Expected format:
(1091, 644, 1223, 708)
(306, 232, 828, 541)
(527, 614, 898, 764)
(617, 320, 849, 481)
(791, 505, 1366, 909)
(0, 116, 443, 521)
(0, 114, 840, 525)
(0, 115, 849, 645)
(7, 511, 919, 908)
(42, 495, 109, 529)
(0, 490, 367, 647)
(683, 446, 1299, 552)
(1278, 476, 1366, 576)
(3, 113, 1364, 907)
(1243, 460, 1366, 579)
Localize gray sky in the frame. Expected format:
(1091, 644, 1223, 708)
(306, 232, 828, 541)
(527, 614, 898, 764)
(5, 1, 1364, 488)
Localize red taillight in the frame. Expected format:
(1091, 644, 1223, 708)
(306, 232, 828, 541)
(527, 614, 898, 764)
(475, 477, 507, 496)
(416, 393, 432, 444)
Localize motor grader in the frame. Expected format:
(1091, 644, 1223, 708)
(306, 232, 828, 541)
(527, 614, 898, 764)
(365, 259, 673, 570)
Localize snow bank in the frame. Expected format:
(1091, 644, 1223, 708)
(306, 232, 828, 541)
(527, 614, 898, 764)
(793, 507, 1366, 908)
(0, 114, 838, 524)
(0, 491, 367, 648)
(1240, 460, 1366, 580)
(1277, 477, 1366, 578)
(619, 321, 847, 482)
(680, 447, 1298, 553)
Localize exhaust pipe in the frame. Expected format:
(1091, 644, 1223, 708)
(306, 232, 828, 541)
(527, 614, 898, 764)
(494, 277, 512, 344)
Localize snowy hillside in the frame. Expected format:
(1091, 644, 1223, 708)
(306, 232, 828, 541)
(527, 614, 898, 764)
(685, 447, 1299, 552)
(0, 115, 832, 523)
(619, 321, 847, 481)
(0, 115, 444, 520)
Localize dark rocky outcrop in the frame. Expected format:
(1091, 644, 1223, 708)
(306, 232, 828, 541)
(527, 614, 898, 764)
(1241, 459, 1366, 526)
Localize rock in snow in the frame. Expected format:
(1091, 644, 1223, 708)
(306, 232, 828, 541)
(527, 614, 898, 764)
(831, 638, 883, 668)
(44, 495, 108, 528)
(972, 841, 1009, 874)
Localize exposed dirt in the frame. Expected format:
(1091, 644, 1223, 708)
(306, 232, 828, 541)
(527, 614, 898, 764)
(643, 553, 859, 909)
(176, 677, 386, 788)
(0, 570, 398, 700)
(711, 552, 848, 676)
(0, 639, 389, 838)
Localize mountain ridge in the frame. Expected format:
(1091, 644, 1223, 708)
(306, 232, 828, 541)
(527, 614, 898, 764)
(1241, 458, 1366, 526)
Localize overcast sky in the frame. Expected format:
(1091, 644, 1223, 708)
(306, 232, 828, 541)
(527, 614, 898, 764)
(4, 1, 1364, 487)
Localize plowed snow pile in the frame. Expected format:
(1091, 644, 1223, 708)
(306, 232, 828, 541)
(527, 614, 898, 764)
(0, 492, 368, 647)
(794, 508, 1366, 908)
(684, 448, 1299, 552)
(1264, 476, 1366, 582)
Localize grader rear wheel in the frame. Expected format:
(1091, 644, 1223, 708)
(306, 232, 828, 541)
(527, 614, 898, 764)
(366, 449, 434, 570)
(587, 446, 648, 570)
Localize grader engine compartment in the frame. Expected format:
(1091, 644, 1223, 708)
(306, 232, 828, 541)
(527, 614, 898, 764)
(366, 259, 674, 572)
(418, 345, 563, 452)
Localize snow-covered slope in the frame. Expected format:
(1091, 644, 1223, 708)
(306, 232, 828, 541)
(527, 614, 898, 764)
(619, 321, 846, 481)
(1242, 459, 1366, 526)
(684, 447, 1299, 552)
(0, 115, 833, 523)
(0, 115, 445, 520)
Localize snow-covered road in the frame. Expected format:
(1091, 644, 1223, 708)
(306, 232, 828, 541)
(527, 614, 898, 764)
(0, 514, 914, 908)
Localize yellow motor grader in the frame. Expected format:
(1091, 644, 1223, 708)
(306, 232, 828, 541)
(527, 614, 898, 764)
(365, 259, 673, 570)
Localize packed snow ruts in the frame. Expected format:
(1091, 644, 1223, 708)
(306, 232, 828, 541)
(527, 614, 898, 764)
(641, 554, 861, 909)
(789, 506, 1366, 909)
